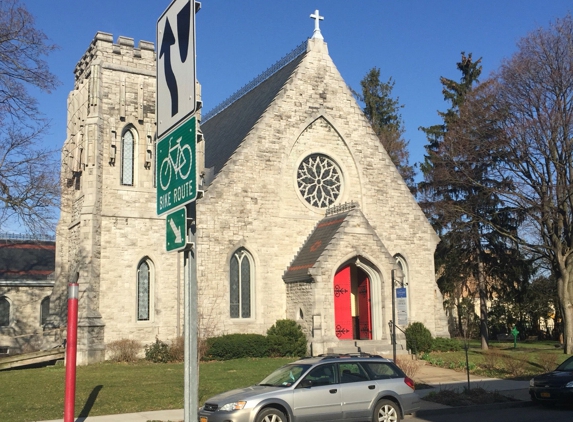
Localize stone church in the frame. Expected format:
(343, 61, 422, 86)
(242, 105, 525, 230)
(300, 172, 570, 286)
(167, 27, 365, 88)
(44, 18, 448, 364)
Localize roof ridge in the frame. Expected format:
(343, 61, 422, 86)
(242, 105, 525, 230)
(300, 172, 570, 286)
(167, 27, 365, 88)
(203, 40, 308, 122)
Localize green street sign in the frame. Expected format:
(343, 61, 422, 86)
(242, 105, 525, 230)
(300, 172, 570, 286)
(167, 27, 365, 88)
(156, 116, 197, 215)
(166, 207, 187, 252)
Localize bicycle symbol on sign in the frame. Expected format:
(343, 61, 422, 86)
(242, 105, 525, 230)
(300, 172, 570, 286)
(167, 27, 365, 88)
(159, 135, 193, 191)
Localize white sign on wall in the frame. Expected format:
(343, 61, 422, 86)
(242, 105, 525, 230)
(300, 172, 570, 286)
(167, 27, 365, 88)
(396, 287, 408, 326)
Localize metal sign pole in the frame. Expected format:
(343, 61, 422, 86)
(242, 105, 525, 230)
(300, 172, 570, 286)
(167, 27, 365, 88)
(183, 201, 198, 422)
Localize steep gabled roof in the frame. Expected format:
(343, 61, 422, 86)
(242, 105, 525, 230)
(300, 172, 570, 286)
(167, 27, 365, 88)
(283, 211, 349, 283)
(202, 44, 307, 175)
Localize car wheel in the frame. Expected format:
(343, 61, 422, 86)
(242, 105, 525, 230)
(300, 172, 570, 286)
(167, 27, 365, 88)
(374, 399, 400, 422)
(256, 407, 287, 422)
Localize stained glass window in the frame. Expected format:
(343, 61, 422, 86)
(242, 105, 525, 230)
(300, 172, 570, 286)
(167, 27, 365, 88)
(0, 297, 9, 326)
(137, 261, 150, 321)
(121, 129, 134, 185)
(297, 154, 342, 208)
(230, 248, 252, 318)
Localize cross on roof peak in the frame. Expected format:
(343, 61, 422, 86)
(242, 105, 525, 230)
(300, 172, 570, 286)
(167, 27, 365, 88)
(310, 9, 324, 40)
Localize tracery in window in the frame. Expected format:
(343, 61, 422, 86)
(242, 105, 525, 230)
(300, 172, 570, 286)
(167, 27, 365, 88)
(230, 248, 253, 318)
(121, 128, 135, 185)
(297, 154, 342, 208)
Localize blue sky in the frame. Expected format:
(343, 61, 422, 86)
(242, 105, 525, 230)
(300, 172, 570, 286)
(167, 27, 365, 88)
(27, 0, 572, 175)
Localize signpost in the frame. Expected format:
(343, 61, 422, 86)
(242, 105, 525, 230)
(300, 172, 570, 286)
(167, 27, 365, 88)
(157, 2, 199, 422)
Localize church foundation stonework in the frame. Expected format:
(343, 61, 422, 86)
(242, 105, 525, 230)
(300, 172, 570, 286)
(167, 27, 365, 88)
(48, 19, 448, 364)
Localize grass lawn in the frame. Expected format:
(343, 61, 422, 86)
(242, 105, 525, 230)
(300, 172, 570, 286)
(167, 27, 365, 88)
(422, 339, 570, 379)
(0, 357, 292, 422)
(0, 341, 570, 422)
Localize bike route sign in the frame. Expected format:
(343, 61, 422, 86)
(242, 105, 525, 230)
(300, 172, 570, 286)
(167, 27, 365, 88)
(156, 116, 196, 215)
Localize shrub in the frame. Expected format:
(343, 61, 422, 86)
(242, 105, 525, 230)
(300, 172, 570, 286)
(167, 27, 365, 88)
(395, 356, 420, 379)
(481, 350, 503, 371)
(204, 334, 268, 360)
(107, 339, 141, 362)
(145, 337, 171, 363)
(169, 336, 185, 362)
(502, 354, 525, 377)
(431, 337, 462, 352)
(266, 319, 307, 357)
(404, 322, 432, 354)
(536, 353, 558, 372)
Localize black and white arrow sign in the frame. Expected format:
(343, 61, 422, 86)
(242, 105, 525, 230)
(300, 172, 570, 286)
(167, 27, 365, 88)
(157, 0, 196, 139)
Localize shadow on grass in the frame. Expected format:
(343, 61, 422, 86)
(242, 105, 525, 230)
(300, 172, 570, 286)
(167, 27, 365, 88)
(77, 385, 103, 421)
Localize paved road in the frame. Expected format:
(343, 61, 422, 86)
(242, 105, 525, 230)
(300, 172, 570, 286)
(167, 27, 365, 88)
(407, 403, 573, 422)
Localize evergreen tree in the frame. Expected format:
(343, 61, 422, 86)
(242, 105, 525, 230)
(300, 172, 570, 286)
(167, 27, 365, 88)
(356, 68, 415, 190)
(419, 53, 530, 349)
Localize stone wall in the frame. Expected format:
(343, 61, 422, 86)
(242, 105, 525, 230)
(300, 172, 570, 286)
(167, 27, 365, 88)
(0, 285, 54, 355)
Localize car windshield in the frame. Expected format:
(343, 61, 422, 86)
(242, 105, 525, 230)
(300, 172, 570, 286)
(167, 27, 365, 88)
(555, 357, 573, 371)
(258, 364, 311, 387)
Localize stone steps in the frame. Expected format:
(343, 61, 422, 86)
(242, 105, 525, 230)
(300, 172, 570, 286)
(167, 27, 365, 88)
(326, 340, 410, 358)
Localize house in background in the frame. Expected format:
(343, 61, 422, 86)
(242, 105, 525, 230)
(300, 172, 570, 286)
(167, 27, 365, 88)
(0, 235, 55, 356)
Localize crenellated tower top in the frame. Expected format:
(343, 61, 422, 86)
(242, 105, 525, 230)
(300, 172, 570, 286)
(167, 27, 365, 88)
(73, 32, 155, 86)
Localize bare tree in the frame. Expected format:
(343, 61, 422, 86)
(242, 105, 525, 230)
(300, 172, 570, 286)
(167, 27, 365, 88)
(468, 15, 573, 353)
(0, 0, 60, 234)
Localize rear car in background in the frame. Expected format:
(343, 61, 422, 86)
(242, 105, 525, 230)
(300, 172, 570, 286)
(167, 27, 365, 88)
(198, 353, 419, 422)
(529, 355, 573, 405)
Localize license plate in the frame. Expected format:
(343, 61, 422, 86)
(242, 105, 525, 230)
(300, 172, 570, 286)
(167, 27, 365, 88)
(541, 392, 551, 398)
(200, 417, 207, 422)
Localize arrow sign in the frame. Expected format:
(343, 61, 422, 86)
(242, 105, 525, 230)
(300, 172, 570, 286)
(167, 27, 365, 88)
(166, 207, 187, 252)
(157, 0, 196, 139)
(160, 18, 178, 117)
(169, 215, 183, 243)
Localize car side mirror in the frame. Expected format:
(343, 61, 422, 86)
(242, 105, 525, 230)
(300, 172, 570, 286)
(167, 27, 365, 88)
(298, 379, 313, 388)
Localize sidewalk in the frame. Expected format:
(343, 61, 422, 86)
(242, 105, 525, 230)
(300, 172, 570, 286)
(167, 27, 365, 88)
(411, 362, 532, 415)
(38, 364, 532, 422)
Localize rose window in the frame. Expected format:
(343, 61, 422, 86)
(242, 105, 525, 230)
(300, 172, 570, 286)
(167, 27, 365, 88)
(297, 154, 342, 208)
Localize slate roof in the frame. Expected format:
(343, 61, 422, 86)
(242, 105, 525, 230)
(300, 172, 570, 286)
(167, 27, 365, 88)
(0, 240, 55, 281)
(201, 47, 307, 175)
(283, 212, 349, 283)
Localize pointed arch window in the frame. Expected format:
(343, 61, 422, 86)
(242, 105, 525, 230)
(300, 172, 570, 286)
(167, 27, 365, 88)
(137, 259, 153, 321)
(40, 296, 50, 326)
(0, 296, 10, 327)
(121, 128, 135, 186)
(230, 248, 253, 318)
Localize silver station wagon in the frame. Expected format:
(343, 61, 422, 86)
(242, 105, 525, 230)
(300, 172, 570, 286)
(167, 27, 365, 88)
(198, 353, 419, 422)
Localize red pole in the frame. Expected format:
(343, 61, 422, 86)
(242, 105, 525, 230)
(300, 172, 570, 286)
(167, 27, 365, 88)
(64, 282, 79, 422)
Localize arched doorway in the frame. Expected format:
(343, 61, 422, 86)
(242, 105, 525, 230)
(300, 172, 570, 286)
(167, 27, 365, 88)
(333, 264, 372, 340)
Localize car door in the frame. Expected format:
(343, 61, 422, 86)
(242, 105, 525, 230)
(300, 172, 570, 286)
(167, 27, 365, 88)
(292, 363, 343, 422)
(337, 362, 378, 420)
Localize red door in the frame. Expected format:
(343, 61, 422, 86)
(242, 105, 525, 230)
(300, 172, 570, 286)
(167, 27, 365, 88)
(334, 266, 352, 339)
(357, 271, 372, 339)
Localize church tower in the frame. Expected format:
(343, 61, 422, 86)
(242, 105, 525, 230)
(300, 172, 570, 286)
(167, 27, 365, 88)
(48, 33, 181, 364)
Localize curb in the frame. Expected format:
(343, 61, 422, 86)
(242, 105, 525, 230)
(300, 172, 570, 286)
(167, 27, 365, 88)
(413, 399, 535, 417)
